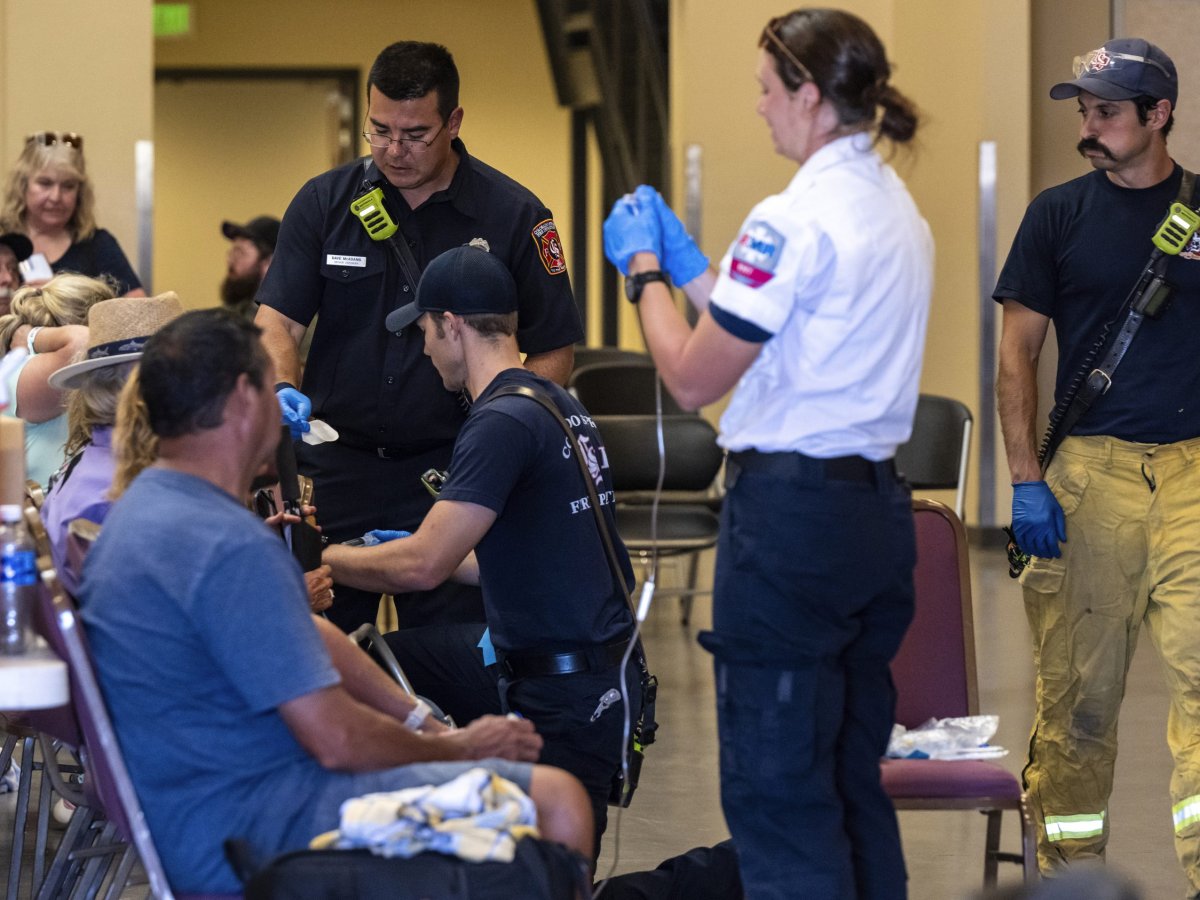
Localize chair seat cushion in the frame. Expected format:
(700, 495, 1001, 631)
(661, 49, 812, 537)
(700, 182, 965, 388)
(615, 506, 720, 551)
(880, 758, 1022, 800)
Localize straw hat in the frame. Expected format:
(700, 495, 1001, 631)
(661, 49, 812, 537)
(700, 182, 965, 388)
(48, 293, 184, 390)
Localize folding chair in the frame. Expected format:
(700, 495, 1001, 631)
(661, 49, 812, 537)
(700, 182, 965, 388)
(894, 394, 973, 519)
(881, 498, 1037, 889)
(594, 414, 723, 625)
(34, 574, 241, 900)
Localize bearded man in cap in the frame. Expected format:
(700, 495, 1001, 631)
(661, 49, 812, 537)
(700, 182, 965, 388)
(995, 38, 1200, 890)
(220, 215, 279, 319)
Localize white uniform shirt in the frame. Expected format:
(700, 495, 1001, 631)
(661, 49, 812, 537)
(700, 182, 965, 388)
(710, 132, 933, 460)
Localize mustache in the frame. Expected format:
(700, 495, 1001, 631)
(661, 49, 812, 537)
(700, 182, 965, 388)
(1077, 137, 1115, 160)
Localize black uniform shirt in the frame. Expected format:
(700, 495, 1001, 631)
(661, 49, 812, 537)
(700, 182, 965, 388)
(258, 140, 583, 448)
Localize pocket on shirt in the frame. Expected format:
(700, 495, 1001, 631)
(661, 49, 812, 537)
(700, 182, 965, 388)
(318, 247, 385, 332)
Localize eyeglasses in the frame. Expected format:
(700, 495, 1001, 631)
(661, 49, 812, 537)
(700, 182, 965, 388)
(763, 18, 816, 86)
(361, 120, 446, 153)
(1073, 49, 1172, 79)
(25, 132, 83, 150)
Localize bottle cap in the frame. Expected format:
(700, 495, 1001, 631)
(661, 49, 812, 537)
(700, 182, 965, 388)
(0, 504, 21, 522)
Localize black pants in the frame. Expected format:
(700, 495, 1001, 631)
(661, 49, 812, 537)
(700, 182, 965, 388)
(384, 624, 503, 724)
(501, 658, 642, 863)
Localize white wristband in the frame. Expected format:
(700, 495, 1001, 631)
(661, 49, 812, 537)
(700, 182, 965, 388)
(26, 326, 43, 355)
(404, 698, 432, 732)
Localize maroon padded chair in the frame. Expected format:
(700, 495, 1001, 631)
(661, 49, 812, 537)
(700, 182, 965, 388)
(881, 498, 1038, 889)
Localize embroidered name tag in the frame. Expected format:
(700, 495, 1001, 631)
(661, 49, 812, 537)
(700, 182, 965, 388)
(326, 254, 367, 267)
(730, 221, 785, 288)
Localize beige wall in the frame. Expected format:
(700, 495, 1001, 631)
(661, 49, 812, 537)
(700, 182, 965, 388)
(154, 0, 575, 309)
(672, 0, 1031, 522)
(0, 0, 152, 278)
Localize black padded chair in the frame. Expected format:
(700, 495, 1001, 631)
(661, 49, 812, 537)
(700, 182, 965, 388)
(595, 414, 724, 625)
(568, 359, 687, 416)
(894, 394, 973, 520)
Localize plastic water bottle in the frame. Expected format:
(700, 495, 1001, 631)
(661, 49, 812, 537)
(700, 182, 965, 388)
(0, 504, 36, 655)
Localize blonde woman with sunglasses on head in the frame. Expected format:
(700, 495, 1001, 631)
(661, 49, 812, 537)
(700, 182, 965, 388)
(0, 132, 145, 296)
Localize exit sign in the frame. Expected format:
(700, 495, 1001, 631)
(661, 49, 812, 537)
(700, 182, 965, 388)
(153, 3, 192, 38)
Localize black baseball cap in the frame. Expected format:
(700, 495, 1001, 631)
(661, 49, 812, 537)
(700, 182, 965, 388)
(1050, 38, 1178, 106)
(385, 246, 517, 332)
(221, 216, 281, 254)
(0, 233, 32, 262)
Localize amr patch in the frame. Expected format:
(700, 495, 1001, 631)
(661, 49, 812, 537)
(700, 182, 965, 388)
(1181, 231, 1200, 261)
(532, 219, 567, 275)
(730, 220, 785, 288)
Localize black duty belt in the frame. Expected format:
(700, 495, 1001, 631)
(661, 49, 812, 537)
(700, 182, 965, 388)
(729, 449, 895, 485)
(498, 637, 630, 679)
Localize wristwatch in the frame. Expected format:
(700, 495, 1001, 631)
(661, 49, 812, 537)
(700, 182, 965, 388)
(624, 270, 669, 304)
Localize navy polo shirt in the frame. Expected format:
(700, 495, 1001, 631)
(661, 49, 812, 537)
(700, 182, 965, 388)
(258, 141, 583, 448)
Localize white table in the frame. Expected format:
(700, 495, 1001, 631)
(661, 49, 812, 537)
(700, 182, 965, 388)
(0, 642, 68, 710)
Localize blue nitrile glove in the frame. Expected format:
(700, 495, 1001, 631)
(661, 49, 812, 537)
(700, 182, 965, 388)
(276, 386, 311, 440)
(603, 192, 662, 275)
(1011, 481, 1066, 559)
(636, 185, 709, 287)
(361, 529, 411, 546)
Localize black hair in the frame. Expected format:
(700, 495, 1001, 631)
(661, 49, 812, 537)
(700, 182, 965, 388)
(139, 309, 267, 439)
(369, 41, 460, 121)
(1134, 95, 1175, 138)
(760, 8, 919, 144)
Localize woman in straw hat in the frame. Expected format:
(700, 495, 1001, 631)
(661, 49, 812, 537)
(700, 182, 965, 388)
(40, 292, 183, 596)
(0, 273, 115, 485)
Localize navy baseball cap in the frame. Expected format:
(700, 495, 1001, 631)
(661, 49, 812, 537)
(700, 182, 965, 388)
(221, 216, 281, 254)
(0, 233, 32, 263)
(1050, 38, 1178, 106)
(385, 246, 517, 332)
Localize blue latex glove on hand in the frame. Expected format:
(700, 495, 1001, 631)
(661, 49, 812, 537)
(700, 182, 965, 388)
(276, 387, 311, 440)
(362, 529, 411, 546)
(1011, 481, 1066, 559)
(636, 185, 709, 287)
(603, 192, 662, 275)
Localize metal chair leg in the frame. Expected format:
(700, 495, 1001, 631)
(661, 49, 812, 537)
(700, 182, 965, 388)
(983, 809, 1002, 887)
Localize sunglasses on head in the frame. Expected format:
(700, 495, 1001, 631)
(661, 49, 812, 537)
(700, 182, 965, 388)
(25, 132, 83, 150)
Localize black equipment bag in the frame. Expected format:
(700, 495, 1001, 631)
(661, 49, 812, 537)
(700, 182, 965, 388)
(231, 836, 591, 900)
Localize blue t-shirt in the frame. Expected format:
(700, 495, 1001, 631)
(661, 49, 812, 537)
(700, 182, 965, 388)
(52, 228, 142, 296)
(994, 165, 1200, 442)
(438, 369, 634, 654)
(80, 468, 339, 891)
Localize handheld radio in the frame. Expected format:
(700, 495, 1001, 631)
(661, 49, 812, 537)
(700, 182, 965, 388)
(349, 187, 400, 241)
(1151, 202, 1200, 255)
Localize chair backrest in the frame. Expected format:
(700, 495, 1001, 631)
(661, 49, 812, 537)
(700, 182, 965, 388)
(571, 345, 650, 371)
(568, 360, 687, 416)
(594, 414, 723, 493)
(890, 498, 979, 729)
(41, 583, 178, 900)
(894, 394, 973, 519)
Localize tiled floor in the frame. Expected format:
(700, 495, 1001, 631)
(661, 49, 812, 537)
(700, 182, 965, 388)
(1, 538, 1190, 898)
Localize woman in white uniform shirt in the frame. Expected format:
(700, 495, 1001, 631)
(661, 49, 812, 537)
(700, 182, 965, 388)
(604, 9, 932, 898)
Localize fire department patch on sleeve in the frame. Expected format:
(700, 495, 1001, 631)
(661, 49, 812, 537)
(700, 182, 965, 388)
(730, 220, 785, 288)
(532, 219, 568, 275)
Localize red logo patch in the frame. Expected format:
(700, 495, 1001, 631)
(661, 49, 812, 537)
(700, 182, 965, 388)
(532, 219, 567, 276)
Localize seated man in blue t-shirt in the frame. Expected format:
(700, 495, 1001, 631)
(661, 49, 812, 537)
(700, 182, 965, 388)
(79, 309, 592, 894)
(323, 246, 642, 859)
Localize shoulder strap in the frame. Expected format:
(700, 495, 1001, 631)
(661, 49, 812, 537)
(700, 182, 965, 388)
(1038, 168, 1199, 471)
(360, 160, 424, 304)
(488, 383, 636, 621)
